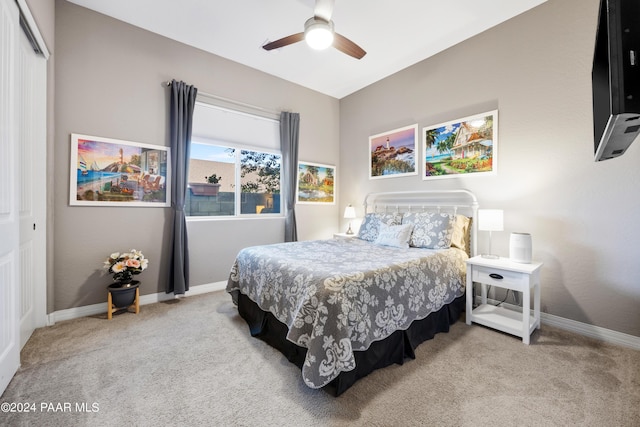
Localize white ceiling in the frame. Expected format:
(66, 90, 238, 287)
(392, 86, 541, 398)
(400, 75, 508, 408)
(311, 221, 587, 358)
(66, 0, 547, 99)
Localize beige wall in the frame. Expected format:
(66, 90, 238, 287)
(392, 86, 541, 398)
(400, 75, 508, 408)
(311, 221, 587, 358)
(54, 0, 339, 309)
(339, 0, 640, 337)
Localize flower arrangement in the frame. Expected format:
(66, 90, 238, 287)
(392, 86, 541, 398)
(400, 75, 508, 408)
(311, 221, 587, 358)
(103, 249, 149, 284)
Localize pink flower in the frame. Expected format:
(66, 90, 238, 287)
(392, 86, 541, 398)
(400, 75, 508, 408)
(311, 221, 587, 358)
(103, 249, 149, 282)
(126, 259, 141, 269)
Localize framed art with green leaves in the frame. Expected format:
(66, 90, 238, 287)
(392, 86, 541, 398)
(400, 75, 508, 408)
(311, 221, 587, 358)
(297, 161, 335, 204)
(422, 110, 497, 180)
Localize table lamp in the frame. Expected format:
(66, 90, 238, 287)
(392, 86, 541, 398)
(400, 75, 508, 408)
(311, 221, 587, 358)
(478, 209, 503, 259)
(344, 205, 356, 234)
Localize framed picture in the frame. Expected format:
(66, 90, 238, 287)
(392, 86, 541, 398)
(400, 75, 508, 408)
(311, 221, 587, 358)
(297, 161, 336, 204)
(70, 133, 171, 207)
(369, 124, 418, 179)
(422, 110, 497, 180)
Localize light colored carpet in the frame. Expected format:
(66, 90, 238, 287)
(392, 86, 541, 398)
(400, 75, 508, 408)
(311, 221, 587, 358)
(2, 290, 639, 426)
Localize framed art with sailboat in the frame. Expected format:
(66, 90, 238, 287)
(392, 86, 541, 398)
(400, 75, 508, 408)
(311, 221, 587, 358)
(69, 134, 171, 207)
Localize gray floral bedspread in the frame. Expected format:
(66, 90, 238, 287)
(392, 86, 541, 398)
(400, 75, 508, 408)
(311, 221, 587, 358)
(226, 238, 467, 389)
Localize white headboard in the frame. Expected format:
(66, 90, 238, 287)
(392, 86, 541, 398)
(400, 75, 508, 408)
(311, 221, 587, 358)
(362, 189, 479, 256)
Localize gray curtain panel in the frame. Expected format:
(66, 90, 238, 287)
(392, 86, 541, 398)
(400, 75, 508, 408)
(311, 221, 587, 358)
(280, 111, 300, 242)
(167, 80, 198, 294)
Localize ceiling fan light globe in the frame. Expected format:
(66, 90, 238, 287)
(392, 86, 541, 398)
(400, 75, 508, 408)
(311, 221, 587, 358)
(304, 18, 334, 50)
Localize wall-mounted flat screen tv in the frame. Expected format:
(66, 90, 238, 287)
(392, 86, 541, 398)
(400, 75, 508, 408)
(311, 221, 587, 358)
(592, 0, 640, 161)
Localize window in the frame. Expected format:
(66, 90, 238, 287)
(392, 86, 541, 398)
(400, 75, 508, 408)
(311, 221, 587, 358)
(239, 149, 281, 214)
(186, 99, 282, 218)
(186, 141, 281, 217)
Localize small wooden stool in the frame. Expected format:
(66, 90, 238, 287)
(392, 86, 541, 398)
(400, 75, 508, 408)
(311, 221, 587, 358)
(107, 288, 140, 320)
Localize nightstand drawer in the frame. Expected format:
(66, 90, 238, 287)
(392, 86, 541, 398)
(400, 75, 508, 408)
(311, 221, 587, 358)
(472, 266, 527, 288)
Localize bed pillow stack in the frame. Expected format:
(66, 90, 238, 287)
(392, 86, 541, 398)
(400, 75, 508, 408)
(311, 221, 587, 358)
(360, 211, 471, 253)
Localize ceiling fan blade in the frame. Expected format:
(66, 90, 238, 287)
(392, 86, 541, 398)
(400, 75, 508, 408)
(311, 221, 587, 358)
(333, 33, 366, 59)
(314, 0, 335, 22)
(262, 33, 305, 51)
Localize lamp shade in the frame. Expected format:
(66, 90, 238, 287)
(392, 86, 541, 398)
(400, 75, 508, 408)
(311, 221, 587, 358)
(344, 205, 356, 219)
(478, 209, 504, 231)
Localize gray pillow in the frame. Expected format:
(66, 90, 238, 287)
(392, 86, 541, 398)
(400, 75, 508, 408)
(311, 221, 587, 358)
(402, 212, 455, 249)
(357, 212, 402, 242)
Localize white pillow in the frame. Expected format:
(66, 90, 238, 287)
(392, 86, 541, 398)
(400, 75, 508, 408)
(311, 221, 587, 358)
(374, 223, 414, 249)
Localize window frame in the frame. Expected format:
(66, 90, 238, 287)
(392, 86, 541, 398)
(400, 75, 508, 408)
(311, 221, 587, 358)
(187, 137, 283, 220)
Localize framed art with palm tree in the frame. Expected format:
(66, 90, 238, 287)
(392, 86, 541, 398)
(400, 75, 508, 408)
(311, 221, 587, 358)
(422, 110, 497, 180)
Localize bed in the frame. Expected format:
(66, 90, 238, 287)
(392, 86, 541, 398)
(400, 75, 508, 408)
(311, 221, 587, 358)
(226, 189, 478, 395)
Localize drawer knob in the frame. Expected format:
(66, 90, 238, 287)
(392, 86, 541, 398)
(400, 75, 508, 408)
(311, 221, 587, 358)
(489, 273, 504, 280)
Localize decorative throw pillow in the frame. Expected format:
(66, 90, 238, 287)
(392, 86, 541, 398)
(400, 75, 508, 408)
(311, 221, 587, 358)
(402, 212, 455, 249)
(374, 223, 414, 249)
(451, 215, 472, 255)
(357, 212, 402, 242)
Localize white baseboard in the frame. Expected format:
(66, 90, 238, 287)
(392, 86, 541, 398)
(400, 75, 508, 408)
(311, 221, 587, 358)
(473, 296, 640, 351)
(540, 311, 640, 350)
(47, 281, 227, 325)
(47, 286, 639, 351)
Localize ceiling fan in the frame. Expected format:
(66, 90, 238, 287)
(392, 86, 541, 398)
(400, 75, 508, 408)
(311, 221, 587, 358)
(262, 0, 366, 59)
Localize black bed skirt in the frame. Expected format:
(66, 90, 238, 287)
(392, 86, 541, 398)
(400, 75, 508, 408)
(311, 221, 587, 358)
(234, 292, 466, 396)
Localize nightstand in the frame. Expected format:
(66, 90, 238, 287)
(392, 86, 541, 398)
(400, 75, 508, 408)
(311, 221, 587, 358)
(465, 256, 543, 344)
(333, 232, 356, 239)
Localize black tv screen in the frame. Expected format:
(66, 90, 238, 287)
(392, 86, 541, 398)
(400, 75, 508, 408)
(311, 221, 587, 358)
(592, 0, 640, 161)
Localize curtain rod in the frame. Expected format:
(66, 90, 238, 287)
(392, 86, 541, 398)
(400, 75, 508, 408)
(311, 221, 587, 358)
(164, 81, 280, 121)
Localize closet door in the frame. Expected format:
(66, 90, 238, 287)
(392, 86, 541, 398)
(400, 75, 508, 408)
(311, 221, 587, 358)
(0, 0, 21, 395)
